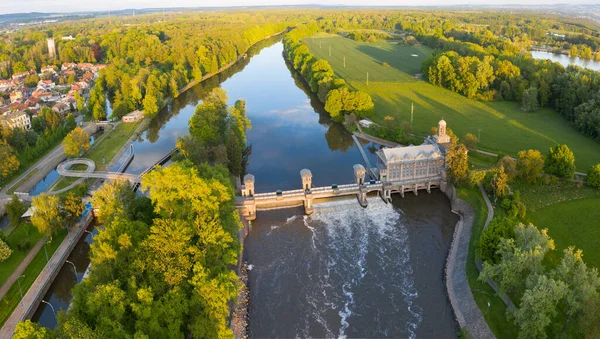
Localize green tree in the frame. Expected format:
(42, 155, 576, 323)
(498, 156, 517, 180)
(31, 193, 64, 238)
(522, 87, 539, 112)
(487, 165, 509, 199)
(91, 180, 134, 225)
(545, 144, 576, 180)
(0, 140, 20, 178)
(588, 163, 600, 189)
(64, 192, 84, 226)
(511, 274, 568, 339)
(552, 247, 600, 331)
(517, 149, 544, 183)
(446, 140, 469, 183)
(479, 223, 554, 292)
(188, 88, 229, 146)
(12, 61, 27, 74)
(63, 126, 90, 157)
(6, 194, 25, 228)
(477, 215, 516, 264)
(468, 169, 487, 187)
(462, 133, 478, 149)
(0, 238, 12, 262)
(12, 320, 49, 339)
(75, 92, 85, 111)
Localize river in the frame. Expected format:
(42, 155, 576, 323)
(531, 50, 600, 71)
(32, 36, 459, 337)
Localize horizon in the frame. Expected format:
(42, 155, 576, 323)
(0, 1, 598, 16)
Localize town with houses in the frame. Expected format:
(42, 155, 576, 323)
(0, 60, 106, 130)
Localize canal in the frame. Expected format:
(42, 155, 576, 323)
(33, 36, 459, 337)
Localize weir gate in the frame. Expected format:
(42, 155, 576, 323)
(236, 164, 446, 221)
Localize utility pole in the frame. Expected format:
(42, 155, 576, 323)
(366, 72, 369, 86)
(411, 102, 414, 125)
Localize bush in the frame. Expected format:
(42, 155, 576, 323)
(477, 215, 517, 264)
(587, 163, 600, 189)
(544, 144, 576, 180)
(468, 169, 487, 187)
(0, 238, 12, 262)
(462, 133, 478, 149)
(382, 62, 390, 67)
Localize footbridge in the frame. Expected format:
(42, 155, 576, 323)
(236, 164, 445, 221)
(56, 147, 179, 185)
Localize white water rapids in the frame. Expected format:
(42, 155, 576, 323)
(246, 198, 424, 338)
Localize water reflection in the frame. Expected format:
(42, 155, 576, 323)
(121, 38, 378, 193)
(531, 50, 600, 71)
(31, 225, 99, 329)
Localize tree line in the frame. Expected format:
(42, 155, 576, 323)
(283, 22, 374, 123)
(419, 27, 600, 142)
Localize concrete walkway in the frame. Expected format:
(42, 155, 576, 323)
(0, 213, 93, 338)
(445, 186, 495, 339)
(0, 237, 46, 301)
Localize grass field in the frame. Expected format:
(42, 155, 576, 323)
(512, 180, 600, 269)
(0, 231, 66, 327)
(305, 34, 600, 170)
(87, 122, 140, 171)
(529, 198, 600, 269)
(0, 223, 43, 286)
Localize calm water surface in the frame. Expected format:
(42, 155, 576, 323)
(31, 224, 98, 328)
(531, 50, 600, 71)
(32, 37, 458, 337)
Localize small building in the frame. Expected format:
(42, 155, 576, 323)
(40, 65, 57, 74)
(358, 119, 376, 128)
(52, 102, 70, 115)
(61, 62, 77, 71)
(1, 110, 31, 130)
(122, 110, 144, 123)
(9, 91, 23, 103)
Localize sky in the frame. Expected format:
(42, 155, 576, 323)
(0, 0, 598, 15)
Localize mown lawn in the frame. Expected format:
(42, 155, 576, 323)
(87, 122, 141, 171)
(0, 223, 43, 286)
(513, 180, 600, 269)
(457, 186, 519, 339)
(0, 231, 66, 327)
(305, 34, 600, 170)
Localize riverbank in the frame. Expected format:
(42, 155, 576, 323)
(444, 185, 495, 338)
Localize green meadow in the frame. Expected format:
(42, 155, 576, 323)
(305, 34, 600, 170)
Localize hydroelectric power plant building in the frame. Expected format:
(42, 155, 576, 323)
(237, 119, 455, 220)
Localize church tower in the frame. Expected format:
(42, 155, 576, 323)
(437, 119, 451, 144)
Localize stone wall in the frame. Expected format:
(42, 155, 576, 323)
(444, 185, 495, 339)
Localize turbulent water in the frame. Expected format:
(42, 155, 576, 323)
(246, 194, 457, 338)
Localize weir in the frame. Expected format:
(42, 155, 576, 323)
(236, 164, 445, 221)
